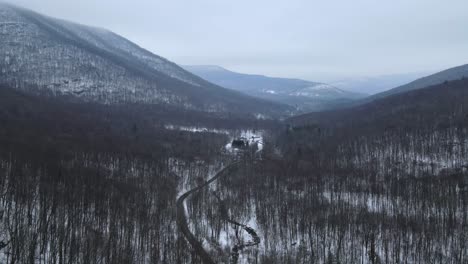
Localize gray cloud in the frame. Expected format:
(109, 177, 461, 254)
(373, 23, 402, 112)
(9, 0, 468, 82)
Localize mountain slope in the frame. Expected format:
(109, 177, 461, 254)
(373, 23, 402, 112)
(330, 72, 428, 95)
(184, 65, 365, 112)
(369, 64, 468, 100)
(288, 78, 468, 130)
(0, 3, 290, 117)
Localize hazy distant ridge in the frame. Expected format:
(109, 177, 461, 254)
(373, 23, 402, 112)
(184, 65, 365, 112)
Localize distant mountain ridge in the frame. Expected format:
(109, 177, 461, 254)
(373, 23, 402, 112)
(184, 65, 365, 112)
(0, 3, 291, 117)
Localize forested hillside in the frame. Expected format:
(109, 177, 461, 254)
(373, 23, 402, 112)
(0, 79, 466, 263)
(370, 64, 468, 100)
(0, 2, 467, 263)
(0, 3, 290, 117)
(249, 78, 468, 263)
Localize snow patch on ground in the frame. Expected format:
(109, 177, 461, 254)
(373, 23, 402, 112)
(164, 125, 230, 135)
(164, 126, 265, 154)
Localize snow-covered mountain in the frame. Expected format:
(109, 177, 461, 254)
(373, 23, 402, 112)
(184, 65, 365, 112)
(0, 3, 290, 117)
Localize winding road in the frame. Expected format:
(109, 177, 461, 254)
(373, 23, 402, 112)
(212, 191, 261, 264)
(176, 161, 245, 264)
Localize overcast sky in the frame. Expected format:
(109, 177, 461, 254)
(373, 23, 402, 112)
(9, 0, 468, 82)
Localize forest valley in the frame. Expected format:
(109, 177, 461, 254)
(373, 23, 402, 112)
(0, 78, 467, 264)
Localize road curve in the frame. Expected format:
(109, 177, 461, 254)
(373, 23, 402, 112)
(176, 162, 240, 264)
(212, 192, 261, 264)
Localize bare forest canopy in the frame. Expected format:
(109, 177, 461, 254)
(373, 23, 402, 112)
(0, 3, 466, 263)
(0, 77, 466, 263)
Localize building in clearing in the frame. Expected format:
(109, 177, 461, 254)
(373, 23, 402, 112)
(231, 138, 249, 149)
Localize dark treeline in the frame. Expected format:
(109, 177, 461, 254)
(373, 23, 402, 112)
(1, 83, 282, 132)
